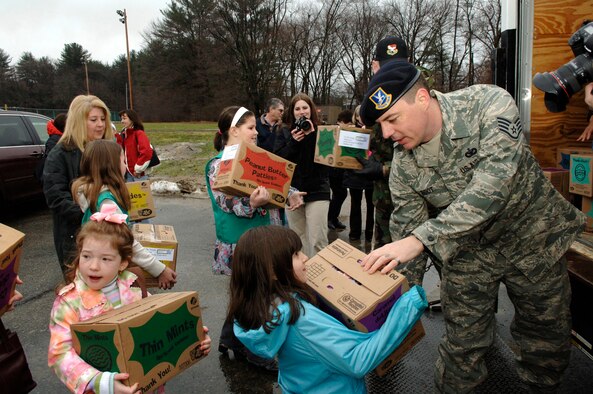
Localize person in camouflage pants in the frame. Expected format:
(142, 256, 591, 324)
(360, 60, 586, 393)
(369, 123, 394, 248)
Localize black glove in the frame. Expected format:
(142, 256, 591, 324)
(354, 156, 384, 180)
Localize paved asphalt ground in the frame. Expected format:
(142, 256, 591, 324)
(2, 194, 593, 393)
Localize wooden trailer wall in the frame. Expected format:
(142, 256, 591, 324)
(530, 0, 592, 166)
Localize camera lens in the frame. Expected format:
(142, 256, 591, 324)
(533, 53, 593, 112)
(296, 117, 311, 131)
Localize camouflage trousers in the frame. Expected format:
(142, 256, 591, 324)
(373, 204, 392, 248)
(435, 247, 571, 393)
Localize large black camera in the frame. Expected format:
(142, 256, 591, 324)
(294, 116, 312, 132)
(533, 20, 593, 112)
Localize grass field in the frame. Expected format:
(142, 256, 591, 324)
(144, 122, 218, 178)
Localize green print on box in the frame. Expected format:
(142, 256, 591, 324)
(572, 157, 591, 185)
(76, 303, 200, 375)
(72, 292, 205, 390)
(341, 146, 367, 159)
(75, 330, 120, 373)
(317, 128, 336, 158)
(129, 304, 200, 374)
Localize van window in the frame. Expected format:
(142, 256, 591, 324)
(27, 115, 49, 143)
(0, 116, 33, 147)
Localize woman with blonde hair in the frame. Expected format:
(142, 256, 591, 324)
(43, 95, 115, 276)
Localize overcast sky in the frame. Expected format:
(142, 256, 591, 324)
(0, 0, 168, 65)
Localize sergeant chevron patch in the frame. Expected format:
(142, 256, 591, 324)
(497, 117, 522, 140)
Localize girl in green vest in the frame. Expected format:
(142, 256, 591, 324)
(71, 139, 177, 290)
(206, 106, 304, 369)
(206, 106, 305, 275)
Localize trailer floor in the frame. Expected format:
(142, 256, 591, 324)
(366, 267, 593, 393)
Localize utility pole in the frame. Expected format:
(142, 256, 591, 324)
(117, 9, 134, 109)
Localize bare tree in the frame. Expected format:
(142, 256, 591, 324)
(0, 0, 504, 119)
(140, 0, 220, 120)
(382, 0, 442, 66)
(473, 0, 502, 50)
(463, 0, 477, 85)
(279, 0, 346, 104)
(336, 0, 384, 104)
(277, 11, 311, 96)
(310, 0, 345, 103)
(211, 0, 289, 115)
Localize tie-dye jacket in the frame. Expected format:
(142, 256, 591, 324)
(48, 270, 141, 394)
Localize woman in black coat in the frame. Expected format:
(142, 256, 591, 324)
(273, 93, 330, 257)
(43, 95, 114, 275)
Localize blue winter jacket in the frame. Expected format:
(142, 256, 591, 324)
(234, 286, 427, 394)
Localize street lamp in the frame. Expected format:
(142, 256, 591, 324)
(117, 9, 134, 109)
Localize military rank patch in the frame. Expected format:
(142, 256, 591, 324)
(497, 117, 522, 140)
(370, 87, 392, 110)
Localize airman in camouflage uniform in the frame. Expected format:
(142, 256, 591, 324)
(360, 60, 586, 393)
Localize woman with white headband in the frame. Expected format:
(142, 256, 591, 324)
(205, 106, 305, 369)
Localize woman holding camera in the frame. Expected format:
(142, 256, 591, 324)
(274, 93, 330, 257)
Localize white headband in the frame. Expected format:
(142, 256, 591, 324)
(231, 107, 249, 128)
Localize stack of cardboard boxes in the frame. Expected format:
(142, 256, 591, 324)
(555, 147, 593, 231)
(555, 146, 593, 360)
(131, 224, 179, 288)
(125, 181, 181, 286)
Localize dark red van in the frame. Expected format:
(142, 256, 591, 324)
(0, 110, 50, 205)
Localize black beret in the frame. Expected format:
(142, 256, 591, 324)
(373, 36, 408, 66)
(360, 59, 420, 127)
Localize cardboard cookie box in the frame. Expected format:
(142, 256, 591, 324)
(131, 224, 178, 288)
(72, 292, 205, 391)
(212, 142, 296, 209)
(556, 147, 592, 170)
(314, 125, 371, 170)
(126, 181, 156, 221)
(305, 239, 425, 376)
(0, 224, 25, 317)
(570, 154, 593, 197)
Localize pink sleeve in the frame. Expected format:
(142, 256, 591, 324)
(48, 296, 100, 394)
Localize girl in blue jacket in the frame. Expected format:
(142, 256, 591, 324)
(228, 225, 427, 394)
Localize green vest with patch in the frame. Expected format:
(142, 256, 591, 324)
(205, 153, 270, 244)
(81, 190, 129, 224)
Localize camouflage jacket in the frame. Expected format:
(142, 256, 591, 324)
(370, 123, 394, 209)
(389, 85, 585, 282)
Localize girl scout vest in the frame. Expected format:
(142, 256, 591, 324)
(206, 152, 270, 244)
(81, 190, 129, 224)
